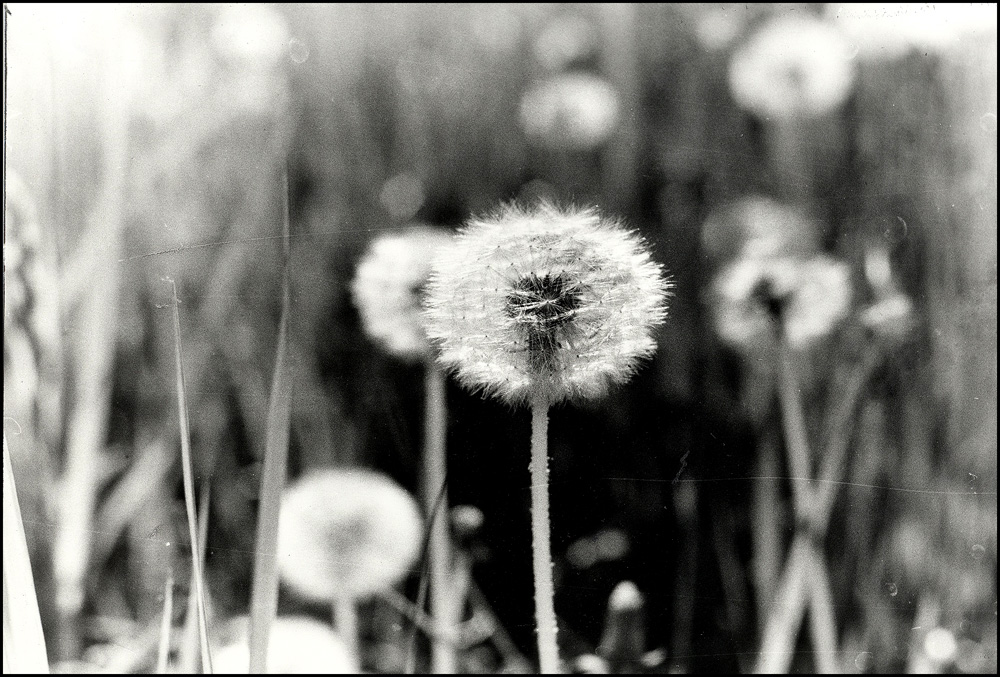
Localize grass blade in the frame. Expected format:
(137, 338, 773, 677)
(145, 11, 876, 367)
(248, 170, 294, 674)
(168, 279, 213, 673)
(156, 571, 174, 674)
(178, 481, 211, 673)
(3, 431, 50, 673)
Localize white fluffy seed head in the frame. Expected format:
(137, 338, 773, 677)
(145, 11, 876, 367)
(212, 615, 359, 674)
(728, 15, 856, 122)
(423, 202, 671, 406)
(351, 226, 454, 361)
(276, 468, 423, 601)
(710, 254, 852, 351)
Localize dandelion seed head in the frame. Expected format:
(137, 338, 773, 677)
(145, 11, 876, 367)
(351, 226, 453, 361)
(213, 615, 359, 674)
(423, 203, 671, 405)
(728, 16, 856, 122)
(276, 468, 423, 601)
(711, 254, 852, 350)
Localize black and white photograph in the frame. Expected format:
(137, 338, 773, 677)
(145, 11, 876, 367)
(3, 3, 997, 674)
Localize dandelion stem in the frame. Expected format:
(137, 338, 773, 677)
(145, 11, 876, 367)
(530, 392, 559, 674)
(425, 362, 457, 673)
(776, 334, 814, 519)
(806, 546, 839, 673)
(332, 595, 358, 666)
(169, 280, 213, 674)
(754, 538, 811, 674)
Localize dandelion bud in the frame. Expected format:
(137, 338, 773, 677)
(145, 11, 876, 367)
(519, 73, 621, 151)
(351, 226, 454, 361)
(276, 468, 423, 601)
(710, 254, 852, 350)
(728, 16, 856, 122)
(423, 203, 671, 406)
(213, 616, 359, 674)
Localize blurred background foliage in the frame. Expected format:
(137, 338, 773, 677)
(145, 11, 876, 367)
(3, 3, 997, 673)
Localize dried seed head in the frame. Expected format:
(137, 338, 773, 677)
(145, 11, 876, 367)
(710, 254, 852, 350)
(276, 468, 423, 601)
(423, 202, 671, 406)
(351, 226, 453, 361)
(728, 16, 856, 122)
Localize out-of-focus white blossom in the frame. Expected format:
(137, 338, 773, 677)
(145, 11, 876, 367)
(520, 73, 621, 151)
(276, 468, 423, 601)
(711, 254, 852, 350)
(213, 616, 359, 674)
(423, 203, 670, 405)
(728, 16, 856, 121)
(211, 4, 291, 65)
(352, 226, 454, 361)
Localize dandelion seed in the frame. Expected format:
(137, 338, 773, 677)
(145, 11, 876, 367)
(424, 202, 670, 406)
(728, 16, 856, 122)
(276, 468, 423, 602)
(351, 226, 454, 362)
(710, 254, 852, 351)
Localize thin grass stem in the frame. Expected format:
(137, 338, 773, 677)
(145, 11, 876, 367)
(168, 279, 213, 674)
(156, 571, 174, 674)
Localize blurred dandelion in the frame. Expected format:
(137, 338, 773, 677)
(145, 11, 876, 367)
(352, 226, 454, 362)
(210, 4, 290, 65)
(352, 224, 457, 672)
(276, 468, 423, 660)
(728, 15, 856, 122)
(424, 202, 670, 406)
(424, 202, 669, 673)
(213, 615, 359, 674)
(519, 73, 621, 151)
(710, 254, 852, 352)
(277, 468, 423, 602)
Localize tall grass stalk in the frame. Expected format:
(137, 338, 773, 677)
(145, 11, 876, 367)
(530, 392, 559, 674)
(156, 571, 174, 674)
(424, 362, 456, 673)
(168, 279, 213, 674)
(248, 170, 294, 674)
(3, 432, 50, 674)
(179, 482, 212, 673)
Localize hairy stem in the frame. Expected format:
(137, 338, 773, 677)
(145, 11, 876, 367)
(425, 362, 457, 673)
(530, 393, 559, 674)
